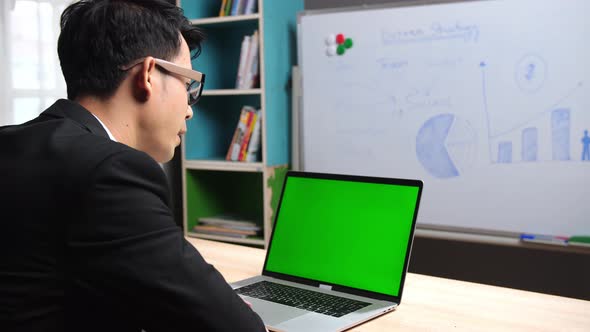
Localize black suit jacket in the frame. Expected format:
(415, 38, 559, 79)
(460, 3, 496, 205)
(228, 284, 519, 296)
(0, 99, 265, 331)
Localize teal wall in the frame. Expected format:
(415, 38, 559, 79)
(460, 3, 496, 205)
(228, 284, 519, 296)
(262, 0, 303, 166)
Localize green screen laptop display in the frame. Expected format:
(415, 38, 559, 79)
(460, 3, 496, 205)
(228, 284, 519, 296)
(265, 174, 420, 297)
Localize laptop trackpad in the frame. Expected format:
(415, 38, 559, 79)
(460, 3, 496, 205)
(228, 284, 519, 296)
(247, 297, 308, 325)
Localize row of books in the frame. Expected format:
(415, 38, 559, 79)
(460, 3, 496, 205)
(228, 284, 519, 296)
(219, 0, 257, 17)
(194, 215, 261, 238)
(235, 30, 259, 89)
(226, 106, 262, 162)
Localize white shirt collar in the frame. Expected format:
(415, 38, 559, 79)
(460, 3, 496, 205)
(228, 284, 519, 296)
(91, 114, 117, 142)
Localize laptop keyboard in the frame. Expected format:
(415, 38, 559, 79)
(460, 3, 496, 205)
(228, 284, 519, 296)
(235, 281, 371, 317)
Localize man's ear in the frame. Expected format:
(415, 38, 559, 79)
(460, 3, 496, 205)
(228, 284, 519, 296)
(133, 57, 157, 102)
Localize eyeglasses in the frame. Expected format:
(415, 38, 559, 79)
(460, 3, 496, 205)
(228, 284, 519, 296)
(120, 57, 206, 106)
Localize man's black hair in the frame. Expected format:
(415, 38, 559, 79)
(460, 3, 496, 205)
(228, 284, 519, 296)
(58, 0, 204, 100)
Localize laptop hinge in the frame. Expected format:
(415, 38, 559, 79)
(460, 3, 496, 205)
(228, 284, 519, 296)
(319, 284, 332, 290)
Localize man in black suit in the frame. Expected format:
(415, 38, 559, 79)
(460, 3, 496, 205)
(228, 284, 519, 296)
(0, 0, 266, 331)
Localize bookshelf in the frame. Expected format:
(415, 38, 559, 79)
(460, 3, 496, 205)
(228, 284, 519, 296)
(179, 1, 303, 247)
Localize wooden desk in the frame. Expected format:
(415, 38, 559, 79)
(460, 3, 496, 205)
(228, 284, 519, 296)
(187, 238, 590, 331)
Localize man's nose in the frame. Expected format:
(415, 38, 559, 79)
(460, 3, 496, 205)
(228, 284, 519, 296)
(186, 105, 193, 120)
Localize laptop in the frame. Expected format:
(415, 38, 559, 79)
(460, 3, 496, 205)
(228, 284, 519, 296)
(232, 171, 423, 332)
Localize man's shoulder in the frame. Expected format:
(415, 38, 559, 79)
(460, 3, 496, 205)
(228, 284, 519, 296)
(55, 123, 160, 179)
(0, 114, 158, 180)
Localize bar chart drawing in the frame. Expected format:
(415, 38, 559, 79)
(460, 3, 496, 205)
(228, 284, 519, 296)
(551, 108, 570, 161)
(414, 60, 584, 179)
(497, 141, 512, 163)
(489, 108, 574, 164)
(521, 127, 538, 162)
(480, 59, 584, 165)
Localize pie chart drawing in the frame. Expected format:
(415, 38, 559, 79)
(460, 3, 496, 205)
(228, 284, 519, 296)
(416, 113, 477, 178)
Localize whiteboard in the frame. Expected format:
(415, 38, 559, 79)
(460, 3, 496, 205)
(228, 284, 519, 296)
(298, 0, 590, 237)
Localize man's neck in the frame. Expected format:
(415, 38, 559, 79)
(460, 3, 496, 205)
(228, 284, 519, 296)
(77, 95, 137, 148)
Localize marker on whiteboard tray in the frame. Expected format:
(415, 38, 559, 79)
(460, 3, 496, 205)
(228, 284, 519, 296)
(520, 234, 568, 246)
(568, 236, 590, 248)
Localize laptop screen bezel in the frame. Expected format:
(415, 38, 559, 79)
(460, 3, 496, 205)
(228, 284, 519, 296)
(261, 171, 423, 303)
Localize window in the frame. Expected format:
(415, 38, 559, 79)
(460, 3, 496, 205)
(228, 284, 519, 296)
(1, 0, 69, 126)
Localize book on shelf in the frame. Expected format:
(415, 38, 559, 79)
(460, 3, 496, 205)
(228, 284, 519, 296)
(198, 215, 261, 230)
(235, 34, 251, 89)
(238, 110, 258, 161)
(230, 0, 243, 16)
(219, 0, 231, 17)
(218, 0, 227, 16)
(195, 214, 262, 238)
(226, 107, 261, 162)
(219, 0, 256, 17)
(194, 225, 257, 237)
(245, 110, 262, 162)
(224, 0, 233, 16)
(226, 106, 255, 161)
(244, 0, 257, 14)
(194, 228, 249, 238)
(235, 30, 259, 89)
(244, 30, 259, 89)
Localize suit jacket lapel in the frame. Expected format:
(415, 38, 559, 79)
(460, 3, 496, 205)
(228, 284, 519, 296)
(42, 99, 110, 139)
